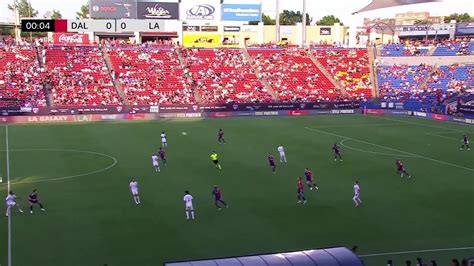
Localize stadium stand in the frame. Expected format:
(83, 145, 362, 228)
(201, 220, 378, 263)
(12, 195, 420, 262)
(45, 46, 121, 106)
(182, 48, 273, 103)
(381, 43, 429, 57)
(313, 48, 372, 99)
(377, 63, 473, 104)
(1, 42, 472, 108)
(108, 46, 195, 105)
(377, 63, 434, 102)
(248, 48, 339, 102)
(0, 46, 46, 107)
(432, 40, 474, 56)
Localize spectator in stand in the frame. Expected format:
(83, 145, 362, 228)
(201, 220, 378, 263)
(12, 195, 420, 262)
(108, 45, 194, 105)
(183, 48, 272, 104)
(313, 48, 372, 99)
(46, 46, 121, 106)
(0, 46, 46, 107)
(248, 47, 357, 102)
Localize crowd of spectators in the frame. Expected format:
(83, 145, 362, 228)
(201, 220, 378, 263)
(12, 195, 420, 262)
(182, 48, 272, 103)
(1, 38, 473, 109)
(100, 38, 175, 49)
(378, 63, 434, 102)
(46, 46, 121, 106)
(381, 38, 473, 57)
(248, 48, 341, 102)
(433, 38, 474, 56)
(0, 45, 46, 107)
(313, 48, 372, 99)
(109, 46, 195, 105)
(381, 40, 430, 56)
(378, 62, 473, 105)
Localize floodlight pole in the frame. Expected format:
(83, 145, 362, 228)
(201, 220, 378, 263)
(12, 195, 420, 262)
(13, 3, 20, 42)
(302, 0, 307, 48)
(275, 0, 280, 43)
(28, 0, 32, 42)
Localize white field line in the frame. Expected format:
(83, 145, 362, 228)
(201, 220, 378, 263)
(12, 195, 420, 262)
(6, 125, 12, 266)
(304, 127, 474, 172)
(0, 149, 118, 185)
(367, 115, 471, 133)
(309, 123, 404, 129)
(340, 139, 417, 158)
(427, 131, 464, 135)
(359, 246, 474, 258)
(425, 133, 460, 141)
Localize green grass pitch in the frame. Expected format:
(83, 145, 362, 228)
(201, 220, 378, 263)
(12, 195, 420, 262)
(0, 115, 473, 266)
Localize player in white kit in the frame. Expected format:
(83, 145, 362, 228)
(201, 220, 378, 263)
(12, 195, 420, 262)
(353, 181, 362, 207)
(160, 131, 167, 147)
(277, 144, 287, 163)
(183, 190, 195, 220)
(129, 178, 141, 205)
(5, 191, 23, 217)
(152, 153, 160, 172)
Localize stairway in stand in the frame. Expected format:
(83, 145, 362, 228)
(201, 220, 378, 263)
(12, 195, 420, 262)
(242, 46, 278, 101)
(367, 46, 379, 98)
(306, 51, 348, 97)
(176, 45, 202, 104)
(101, 46, 129, 105)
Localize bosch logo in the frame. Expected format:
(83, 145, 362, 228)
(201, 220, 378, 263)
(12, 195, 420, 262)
(100, 6, 118, 12)
(186, 4, 215, 20)
(92, 5, 99, 12)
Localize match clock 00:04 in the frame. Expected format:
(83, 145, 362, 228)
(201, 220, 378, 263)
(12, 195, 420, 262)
(21, 19, 56, 32)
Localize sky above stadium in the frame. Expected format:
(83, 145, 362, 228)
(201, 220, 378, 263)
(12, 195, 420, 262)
(0, 0, 473, 24)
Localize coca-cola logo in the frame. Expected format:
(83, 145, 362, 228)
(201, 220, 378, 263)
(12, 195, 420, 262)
(58, 34, 86, 44)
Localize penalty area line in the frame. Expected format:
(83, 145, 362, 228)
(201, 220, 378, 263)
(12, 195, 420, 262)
(359, 246, 474, 258)
(307, 123, 404, 129)
(367, 115, 472, 133)
(304, 127, 474, 172)
(425, 133, 460, 141)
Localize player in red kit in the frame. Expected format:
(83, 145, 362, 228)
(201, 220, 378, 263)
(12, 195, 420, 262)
(297, 177, 306, 204)
(158, 147, 167, 165)
(460, 133, 470, 150)
(212, 186, 228, 210)
(396, 159, 411, 178)
(268, 153, 276, 173)
(218, 129, 226, 144)
(304, 168, 319, 190)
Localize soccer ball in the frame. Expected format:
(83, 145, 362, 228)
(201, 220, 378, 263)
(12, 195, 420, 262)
(182, 132, 187, 136)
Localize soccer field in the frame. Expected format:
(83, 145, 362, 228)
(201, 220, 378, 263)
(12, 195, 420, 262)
(0, 114, 473, 266)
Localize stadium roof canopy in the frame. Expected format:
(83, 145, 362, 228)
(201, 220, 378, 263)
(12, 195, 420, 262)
(353, 0, 440, 14)
(165, 247, 364, 266)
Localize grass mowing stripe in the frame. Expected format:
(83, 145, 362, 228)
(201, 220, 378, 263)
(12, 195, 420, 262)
(359, 246, 474, 258)
(304, 127, 474, 172)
